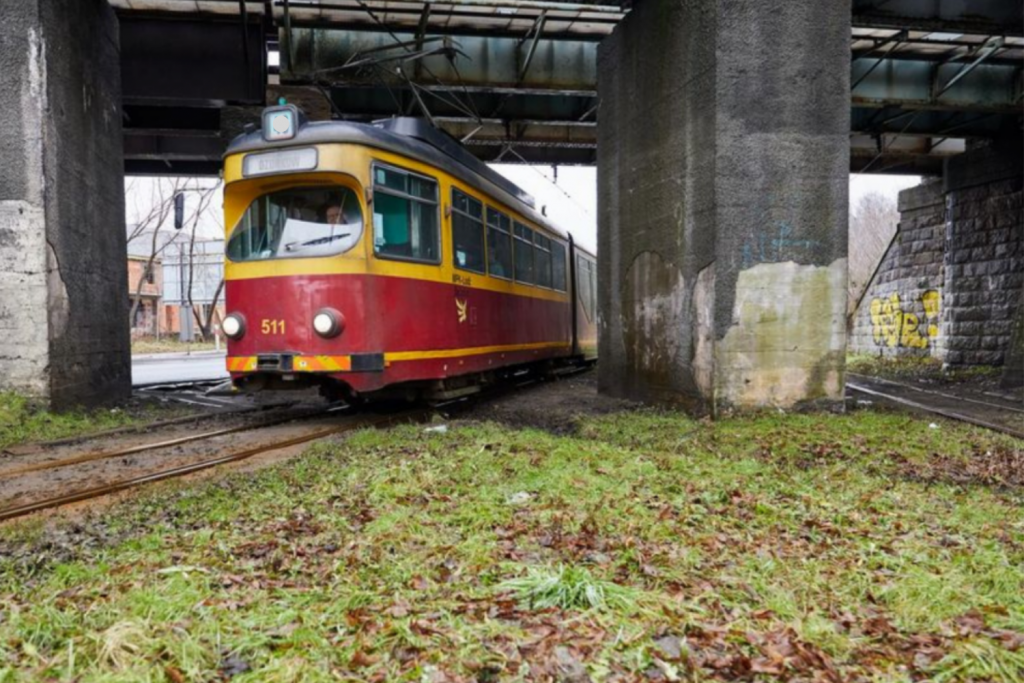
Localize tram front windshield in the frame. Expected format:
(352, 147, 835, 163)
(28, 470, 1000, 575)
(227, 185, 364, 261)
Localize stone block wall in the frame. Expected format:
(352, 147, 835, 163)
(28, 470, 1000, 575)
(850, 143, 1023, 368)
(849, 180, 945, 357)
(942, 145, 1023, 366)
(1004, 291, 1024, 389)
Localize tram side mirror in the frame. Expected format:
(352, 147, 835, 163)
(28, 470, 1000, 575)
(173, 193, 185, 230)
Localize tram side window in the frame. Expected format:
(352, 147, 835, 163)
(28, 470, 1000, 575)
(486, 208, 512, 279)
(589, 258, 597, 314)
(451, 189, 485, 274)
(535, 234, 553, 288)
(577, 255, 595, 320)
(513, 222, 535, 284)
(372, 165, 439, 263)
(551, 240, 567, 292)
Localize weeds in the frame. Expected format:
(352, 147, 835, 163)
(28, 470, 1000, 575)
(926, 636, 1024, 683)
(499, 564, 636, 611)
(847, 352, 1003, 382)
(0, 392, 189, 450)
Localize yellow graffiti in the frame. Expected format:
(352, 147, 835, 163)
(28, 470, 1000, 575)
(870, 290, 940, 349)
(921, 289, 940, 339)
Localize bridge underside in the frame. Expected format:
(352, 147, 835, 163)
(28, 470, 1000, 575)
(114, 1, 1022, 175)
(1, 0, 1021, 409)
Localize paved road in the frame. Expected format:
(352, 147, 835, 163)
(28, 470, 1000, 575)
(132, 351, 230, 386)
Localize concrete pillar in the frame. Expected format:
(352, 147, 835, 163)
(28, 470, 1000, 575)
(597, 0, 850, 413)
(0, 0, 130, 408)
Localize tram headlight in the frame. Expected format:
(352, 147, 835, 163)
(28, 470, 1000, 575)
(312, 308, 344, 339)
(223, 313, 246, 339)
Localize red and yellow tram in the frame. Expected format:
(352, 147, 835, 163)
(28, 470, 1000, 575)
(221, 105, 597, 402)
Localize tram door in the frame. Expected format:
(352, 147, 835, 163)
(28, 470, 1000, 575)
(450, 189, 484, 349)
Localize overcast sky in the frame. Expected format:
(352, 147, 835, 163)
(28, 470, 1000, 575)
(490, 166, 923, 250)
(125, 169, 921, 250)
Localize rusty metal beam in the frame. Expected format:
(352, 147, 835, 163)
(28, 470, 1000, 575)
(852, 0, 1023, 36)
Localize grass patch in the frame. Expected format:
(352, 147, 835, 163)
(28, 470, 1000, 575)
(925, 636, 1024, 683)
(0, 408, 1022, 681)
(847, 352, 1003, 382)
(499, 564, 636, 612)
(131, 337, 218, 355)
(0, 392, 186, 450)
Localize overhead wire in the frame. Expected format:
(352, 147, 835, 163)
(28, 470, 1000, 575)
(501, 146, 593, 218)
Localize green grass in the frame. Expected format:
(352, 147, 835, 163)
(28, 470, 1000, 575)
(131, 337, 218, 355)
(922, 634, 1024, 683)
(847, 352, 1003, 382)
(0, 392, 187, 450)
(499, 564, 637, 612)
(0, 408, 1022, 681)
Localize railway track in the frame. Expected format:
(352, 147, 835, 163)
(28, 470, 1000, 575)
(0, 407, 428, 523)
(0, 403, 348, 478)
(0, 366, 592, 522)
(847, 373, 1024, 440)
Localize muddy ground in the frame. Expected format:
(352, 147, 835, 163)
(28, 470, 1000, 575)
(0, 373, 625, 534)
(0, 401, 339, 511)
(460, 371, 640, 435)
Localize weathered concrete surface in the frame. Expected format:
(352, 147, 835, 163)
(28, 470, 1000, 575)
(0, 0, 130, 407)
(849, 180, 945, 358)
(597, 0, 850, 414)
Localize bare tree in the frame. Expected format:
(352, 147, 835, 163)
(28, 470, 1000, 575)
(127, 177, 189, 333)
(181, 181, 225, 341)
(126, 177, 222, 337)
(849, 191, 900, 312)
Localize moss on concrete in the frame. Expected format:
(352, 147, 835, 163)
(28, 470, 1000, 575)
(715, 259, 847, 409)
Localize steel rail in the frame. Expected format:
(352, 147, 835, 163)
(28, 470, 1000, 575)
(847, 381, 1024, 440)
(0, 406, 348, 479)
(847, 373, 1024, 415)
(0, 411, 420, 523)
(1, 406, 257, 456)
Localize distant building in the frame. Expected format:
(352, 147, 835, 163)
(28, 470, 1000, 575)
(162, 239, 226, 337)
(126, 236, 225, 339)
(127, 253, 162, 337)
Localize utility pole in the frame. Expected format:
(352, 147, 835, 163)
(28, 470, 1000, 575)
(178, 240, 193, 343)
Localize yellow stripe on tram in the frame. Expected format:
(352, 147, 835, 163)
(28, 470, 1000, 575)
(385, 341, 569, 363)
(294, 355, 352, 372)
(226, 342, 569, 373)
(226, 357, 258, 372)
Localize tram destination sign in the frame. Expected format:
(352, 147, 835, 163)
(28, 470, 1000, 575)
(243, 148, 318, 177)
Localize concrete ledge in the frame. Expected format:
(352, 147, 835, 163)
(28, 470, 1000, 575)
(944, 142, 1024, 194)
(897, 179, 943, 213)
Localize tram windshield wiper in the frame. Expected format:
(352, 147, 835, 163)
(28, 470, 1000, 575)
(284, 233, 351, 251)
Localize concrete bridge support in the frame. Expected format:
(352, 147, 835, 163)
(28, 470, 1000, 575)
(597, 0, 850, 413)
(942, 144, 1023, 371)
(0, 0, 130, 407)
